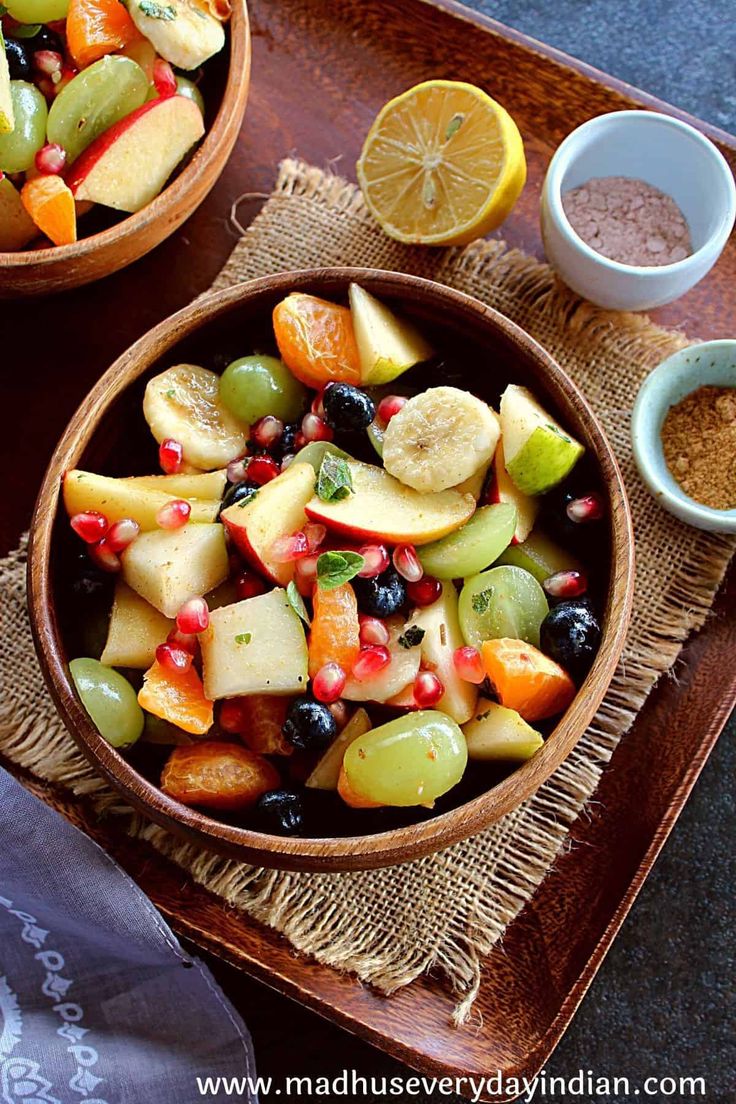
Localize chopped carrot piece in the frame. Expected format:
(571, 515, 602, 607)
(308, 583, 361, 678)
(481, 638, 576, 722)
(21, 176, 77, 246)
(66, 0, 141, 69)
(237, 694, 294, 756)
(139, 659, 214, 735)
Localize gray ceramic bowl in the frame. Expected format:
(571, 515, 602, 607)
(631, 339, 736, 532)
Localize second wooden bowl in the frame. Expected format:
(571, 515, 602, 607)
(29, 268, 634, 871)
(0, 0, 250, 298)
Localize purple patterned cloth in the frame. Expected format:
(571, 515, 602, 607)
(0, 768, 257, 1104)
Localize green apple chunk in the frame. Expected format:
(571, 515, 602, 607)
(343, 710, 467, 807)
(463, 701, 543, 761)
(495, 529, 584, 584)
(199, 589, 308, 700)
(406, 581, 478, 724)
(458, 565, 549, 649)
(500, 384, 584, 495)
(417, 503, 517, 579)
(349, 282, 433, 384)
(69, 658, 144, 749)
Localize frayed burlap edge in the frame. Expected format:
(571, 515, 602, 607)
(2, 159, 734, 1023)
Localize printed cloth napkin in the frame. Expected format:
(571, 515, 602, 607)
(0, 768, 257, 1104)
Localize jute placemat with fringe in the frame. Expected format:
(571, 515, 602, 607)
(1, 159, 733, 1022)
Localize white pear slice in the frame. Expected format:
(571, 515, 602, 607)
(406, 581, 478, 724)
(500, 384, 584, 495)
(349, 283, 433, 384)
(463, 701, 543, 761)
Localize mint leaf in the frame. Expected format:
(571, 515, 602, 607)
(316, 551, 365, 591)
(471, 587, 493, 614)
(234, 632, 252, 645)
(235, 487, 258, 508)
(139, 0, 177, 18)
(398, 626, 425, 649)
(317, 454, 353, 503)
(286, 580, 311, 626)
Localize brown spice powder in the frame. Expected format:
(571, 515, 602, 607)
(661, 385, 736, 510)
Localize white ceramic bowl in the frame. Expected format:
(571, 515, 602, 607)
(541, 111, 736, 311)
(631, 339, 736, 532)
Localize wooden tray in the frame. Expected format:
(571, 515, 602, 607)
(2, 0, 735, 1095)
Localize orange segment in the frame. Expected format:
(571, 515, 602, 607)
(481, 638, 575, 722)
(273, 293, 362, 388)
(308, 583, 360, 678)
(337, 765, 382, 808)
(67, 0, 141, 69)
(161, 741, 280, 811)
(138, 659, 214, 735)
(237, 694, 293, 756)
(21, 176, 76, 246)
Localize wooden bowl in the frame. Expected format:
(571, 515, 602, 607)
(29, 268, 634, 871)
(0, 1, 250, 298)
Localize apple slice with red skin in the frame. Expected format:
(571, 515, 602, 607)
(67, 95, 204, 213)
(305, 459, 475, 545)
(221, 461, 316, 587)
(487, 441, 538, 544)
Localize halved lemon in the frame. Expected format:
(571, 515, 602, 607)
(357, 79, 526, 246)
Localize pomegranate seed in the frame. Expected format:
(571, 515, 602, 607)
(359, 615, 389, 648)
(413, 670, 444, 708)
(294, 431, 307, 450)
(176, 596, 210, 634)
(88, 539, 120, 573)
(393, 544, 423, 583)
(159, 438, 184, 474)
(247, 455, 281, 485)
(156, 499, 191, 529)
(301, 412, 333, 443)
(377, 395, 408, 424)
(351, 645, 390, 681)
(70, 511, 108, 544)
(226, 457, 250, 484)
(543, 570, 588, 599)
(34, 143, 65, 175)
(235, 571, 267, 600)
(453, 645, 485, 684)
(294, 552, 319, 595)
(311, 389, 327, 418)
(328, 698, 350, 729)
(105, 517, 140, 553)
(312, 662, 347, 703)
(153, 57, 177, 97)
(281, 453, 296, 471)
(566, 493, 604, 523)
(251, 415, 284, 450)
(220, 698, 246, 733)
(303, 522, 327, 552)
(271, 531, 309, 563)
(167, 627, 197, 654)
(155, 642, 192, 674)
(357, 544, 389, 578)
(34, 49, 62, 76)
(407, 575, 441, 607)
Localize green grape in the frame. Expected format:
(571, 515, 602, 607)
(292, 440, 352, 474)
(458, 565, 549, 650)
(5, 0, 69, 19)
(47, 56, 148, 164)
(175, 76, 204, 114)
(69, 657, 144, 749)
(343, 711, 467, 807)
(0, 81, 47, 173)
(219, 355, 309, 424)
(418, 503, 517, 580)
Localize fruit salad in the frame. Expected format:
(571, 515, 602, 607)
(62, 283, 606, 837)
(0, 0, 228, 249)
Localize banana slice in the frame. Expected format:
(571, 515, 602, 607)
(144, 364, 247, 471)
(382, 386, 500, 493)
(129, 0, 225, 71)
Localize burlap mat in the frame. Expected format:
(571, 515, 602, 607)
(1, 159, 734, 1022)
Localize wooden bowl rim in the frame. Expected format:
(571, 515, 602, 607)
(29, 267, 634, 871)
(0, 0, 249, 270)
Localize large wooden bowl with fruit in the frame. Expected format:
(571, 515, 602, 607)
(29, 268, 633, 871)
(0, 0, 249, 297)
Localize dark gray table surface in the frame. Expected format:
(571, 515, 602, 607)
(209, 4, 735, 1100)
